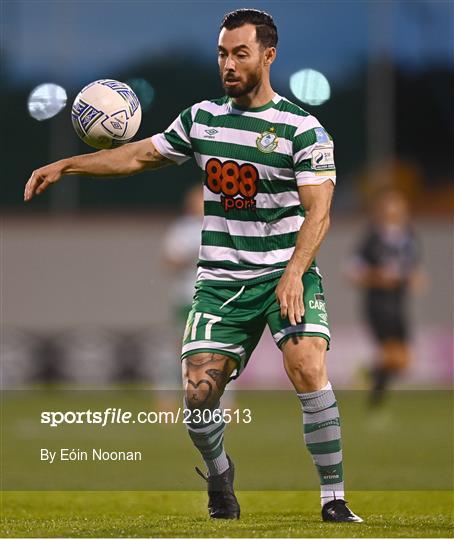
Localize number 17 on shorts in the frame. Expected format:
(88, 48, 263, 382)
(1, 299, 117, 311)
(182, 311, 243, 361)
(181, 297, 252, 370)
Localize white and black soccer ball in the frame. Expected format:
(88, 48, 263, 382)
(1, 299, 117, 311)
(71, 79, 142, 149)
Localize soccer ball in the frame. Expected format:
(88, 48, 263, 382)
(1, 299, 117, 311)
(71, 79, 142, 149)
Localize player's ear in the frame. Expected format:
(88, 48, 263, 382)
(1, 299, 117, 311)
(264, 47, 276, 66)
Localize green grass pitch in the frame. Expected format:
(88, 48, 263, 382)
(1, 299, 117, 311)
(1, 490, 453, 537)
(2, 390, 453, 536)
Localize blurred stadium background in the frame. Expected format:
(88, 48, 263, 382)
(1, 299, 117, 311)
(2, 0, 453, 389)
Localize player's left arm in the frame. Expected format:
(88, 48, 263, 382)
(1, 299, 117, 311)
(275, 180, 334, 325)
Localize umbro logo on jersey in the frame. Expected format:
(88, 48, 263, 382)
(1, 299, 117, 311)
(204, 128, 218, 139)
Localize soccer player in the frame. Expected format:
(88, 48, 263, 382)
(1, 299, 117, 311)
(24, 9, 362, 523)
(347, 189, 424, 406)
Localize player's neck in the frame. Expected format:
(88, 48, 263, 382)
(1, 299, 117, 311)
(231, 82, 276, 110)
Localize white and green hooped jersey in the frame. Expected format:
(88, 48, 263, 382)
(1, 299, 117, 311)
(151, 93, 336, 286)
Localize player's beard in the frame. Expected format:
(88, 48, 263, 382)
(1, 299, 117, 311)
(222, 70, 261, 98)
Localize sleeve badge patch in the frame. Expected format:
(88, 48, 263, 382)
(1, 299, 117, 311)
(311, 145, 335, 170)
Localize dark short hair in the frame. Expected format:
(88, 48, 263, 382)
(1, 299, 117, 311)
(220, 9, 278, 49)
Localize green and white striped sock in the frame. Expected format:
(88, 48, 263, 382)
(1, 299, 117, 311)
(297, 382, 345, 506)
(185, 402, 229, 476)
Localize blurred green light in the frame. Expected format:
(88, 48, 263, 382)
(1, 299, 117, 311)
(290, 69, 331, 106)
(126, 78, 155, 112)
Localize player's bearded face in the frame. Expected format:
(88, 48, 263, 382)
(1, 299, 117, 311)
(218, 25, 265, 98)
(221, 62, 262, 98)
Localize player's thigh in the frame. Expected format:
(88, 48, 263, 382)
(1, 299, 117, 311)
(266, 270, 330, 390)
(281, 335, 328, 391)
(181, 283, 265, 378)
(267, 269, 331, 349)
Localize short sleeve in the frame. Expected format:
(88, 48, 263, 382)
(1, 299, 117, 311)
(151, 106, 194, 165)
(293, 122, 336, 187)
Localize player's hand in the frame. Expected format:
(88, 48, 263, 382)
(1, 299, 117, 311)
(24, 161, 64, 201)
(275, 270, 305, 326)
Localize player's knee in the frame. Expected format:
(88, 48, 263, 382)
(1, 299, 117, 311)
(183, 371, 219, 410)
(288, 359, 325, 385)
(184, 381, 219, 410)
(182, 353, 234, 410)
(300, 361, 326, 388)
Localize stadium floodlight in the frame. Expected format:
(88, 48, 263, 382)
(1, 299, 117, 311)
(27, 83, 67, 121)
(126, 78, 155, 112)
(289, 69, 331, 106)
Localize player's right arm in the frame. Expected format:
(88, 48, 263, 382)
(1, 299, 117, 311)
(24, 138, 173, 201)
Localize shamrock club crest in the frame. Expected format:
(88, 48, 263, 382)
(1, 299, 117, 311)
(256, 127, 279, 153)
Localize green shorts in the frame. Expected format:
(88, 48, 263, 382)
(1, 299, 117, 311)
(181, 270, 330, 377)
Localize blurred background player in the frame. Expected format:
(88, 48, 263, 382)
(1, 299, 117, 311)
(162, 183, 204, 331)
(347, 189, 426, 406)
(158, 184, 204, 399)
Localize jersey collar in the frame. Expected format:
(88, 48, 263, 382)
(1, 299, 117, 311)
(230, 93, 281, 113)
